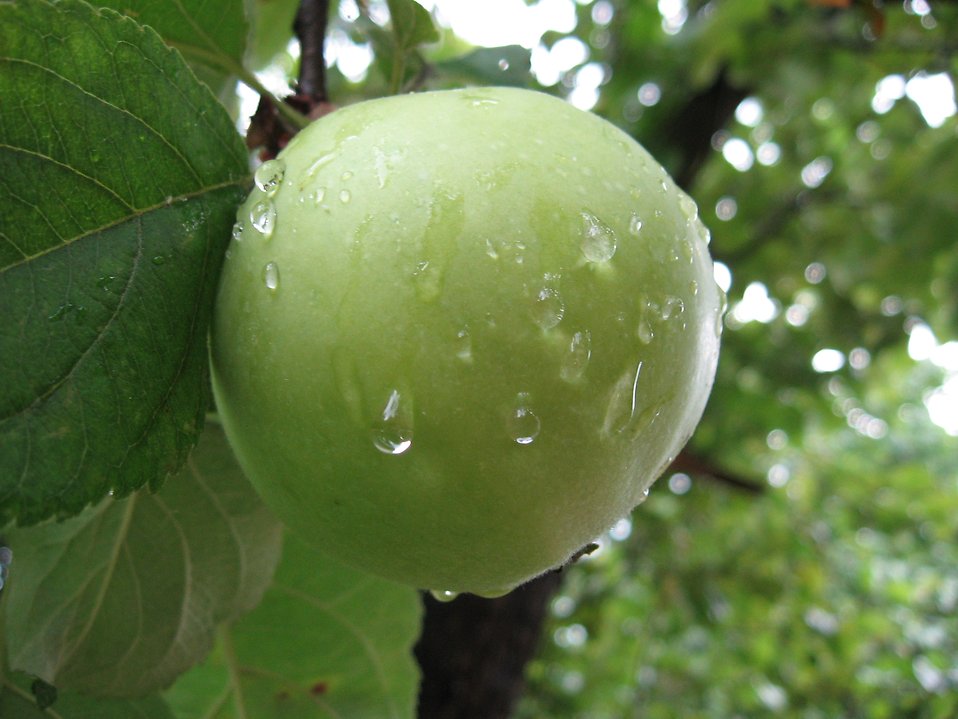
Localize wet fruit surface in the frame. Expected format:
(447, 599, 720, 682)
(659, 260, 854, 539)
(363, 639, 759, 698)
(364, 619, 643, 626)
(210, 87, 722, 594)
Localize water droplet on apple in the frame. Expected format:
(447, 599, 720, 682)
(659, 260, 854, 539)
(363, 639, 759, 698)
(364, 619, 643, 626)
(509, 393, 540, 445)
(689, 280, 699, 296)
(532, 287, 565, 330)
(579, 211, 617, 263)
(678, 193, 698, 222)
(680, 238, 694, 263)
(254, 159, 286, 197)
(628, 212, 643, 236)
(602, 361, 643, 436)
(715, 286, 728, 337)
(231, 220, 244, 243)
(306, 152, 338, 177)
(339, 189, 351, 204)
(341, 170, 353, 182)
(250, 200, 276, 238)
(637, 319, 654, 344)
(413, 260, 442, 302)
(263, 261, 280, 291)
(312, 187, 327, 205)
(371, 389, 413, 455)
(560, 330, 592, 382)
(455, 327, 473, 363)
(661, 296, 685, 321)
(430, 589, 459, 602)
(474, 587, 512, 598)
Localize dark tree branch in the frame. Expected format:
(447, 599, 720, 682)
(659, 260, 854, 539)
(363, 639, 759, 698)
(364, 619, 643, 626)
(670, 451, 765, 495)
(294, 0, 330, 104)
(415, 571, 565, 719)
(668, 67, 750, 191)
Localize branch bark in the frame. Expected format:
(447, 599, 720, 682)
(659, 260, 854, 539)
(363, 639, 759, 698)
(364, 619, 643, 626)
(294, 0, 330, 104)
(415, 572, 564, 719)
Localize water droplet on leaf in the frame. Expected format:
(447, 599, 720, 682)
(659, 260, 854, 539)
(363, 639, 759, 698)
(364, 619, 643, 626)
(430, 589, 459, 602)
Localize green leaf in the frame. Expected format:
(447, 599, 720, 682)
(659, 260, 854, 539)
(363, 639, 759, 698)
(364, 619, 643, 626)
(0, 0, 249, 525)
(94, 0, 249, 88)
(165, 534, 423, 719)
(247, 0, 301, 70)
(0, 671, 175, 718)
(2, 425, 282, 698)
(386, 0, 439, 50)
(434, 45, 532, 88)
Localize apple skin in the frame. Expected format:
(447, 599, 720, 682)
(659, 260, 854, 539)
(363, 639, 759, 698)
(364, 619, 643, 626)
(210, 87, 722, 595)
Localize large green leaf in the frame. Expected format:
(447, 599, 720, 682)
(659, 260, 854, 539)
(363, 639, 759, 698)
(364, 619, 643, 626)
(165, 534, 423, 719)
(93, 0, 249, 95)
(0, 672, 174, 718)
(0, 0, 249, 526)
(2, 425, 282, 698)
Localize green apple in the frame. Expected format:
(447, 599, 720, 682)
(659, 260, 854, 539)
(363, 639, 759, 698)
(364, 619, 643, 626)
(210, 87, 722, 595)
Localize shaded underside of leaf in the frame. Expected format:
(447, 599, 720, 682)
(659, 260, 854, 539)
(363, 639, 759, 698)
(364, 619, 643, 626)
(164, 534, 423, 719)
(2, 425, 283, 698)
(0, 0, 250, 526)
(0, 671, 176, 718)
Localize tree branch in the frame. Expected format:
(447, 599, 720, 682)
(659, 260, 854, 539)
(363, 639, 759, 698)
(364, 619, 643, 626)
(415, 572, 564, 719)
(295, 0, 331, 104)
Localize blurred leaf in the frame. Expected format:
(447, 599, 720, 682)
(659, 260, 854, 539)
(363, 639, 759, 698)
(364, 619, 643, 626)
(164, 534, 422, 719)
(434, 45, 532, 88)
(0, 0, 248, 526)
(2, 425, 282, 698)
(386, 0, 439, 50)
(247, 0, 301, 69)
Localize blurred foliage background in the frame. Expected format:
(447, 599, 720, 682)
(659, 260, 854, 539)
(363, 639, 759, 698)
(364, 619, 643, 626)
(205, 0, 958, 715)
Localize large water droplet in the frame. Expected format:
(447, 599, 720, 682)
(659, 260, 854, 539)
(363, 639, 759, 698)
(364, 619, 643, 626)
(249, 200, 276, 238)
(254, 159, 286, 197)
(580, 211, 617, 263)
(602, 361, 643, 436)
(508, 392, 540, 445)
(263, 261, 280, 291)
(532, 287, 565, 330)
(371, 389, 413, 455)
(560, 330, 592, 382)
(430, 589, 459, 602)
(455, 326, 473, 363)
